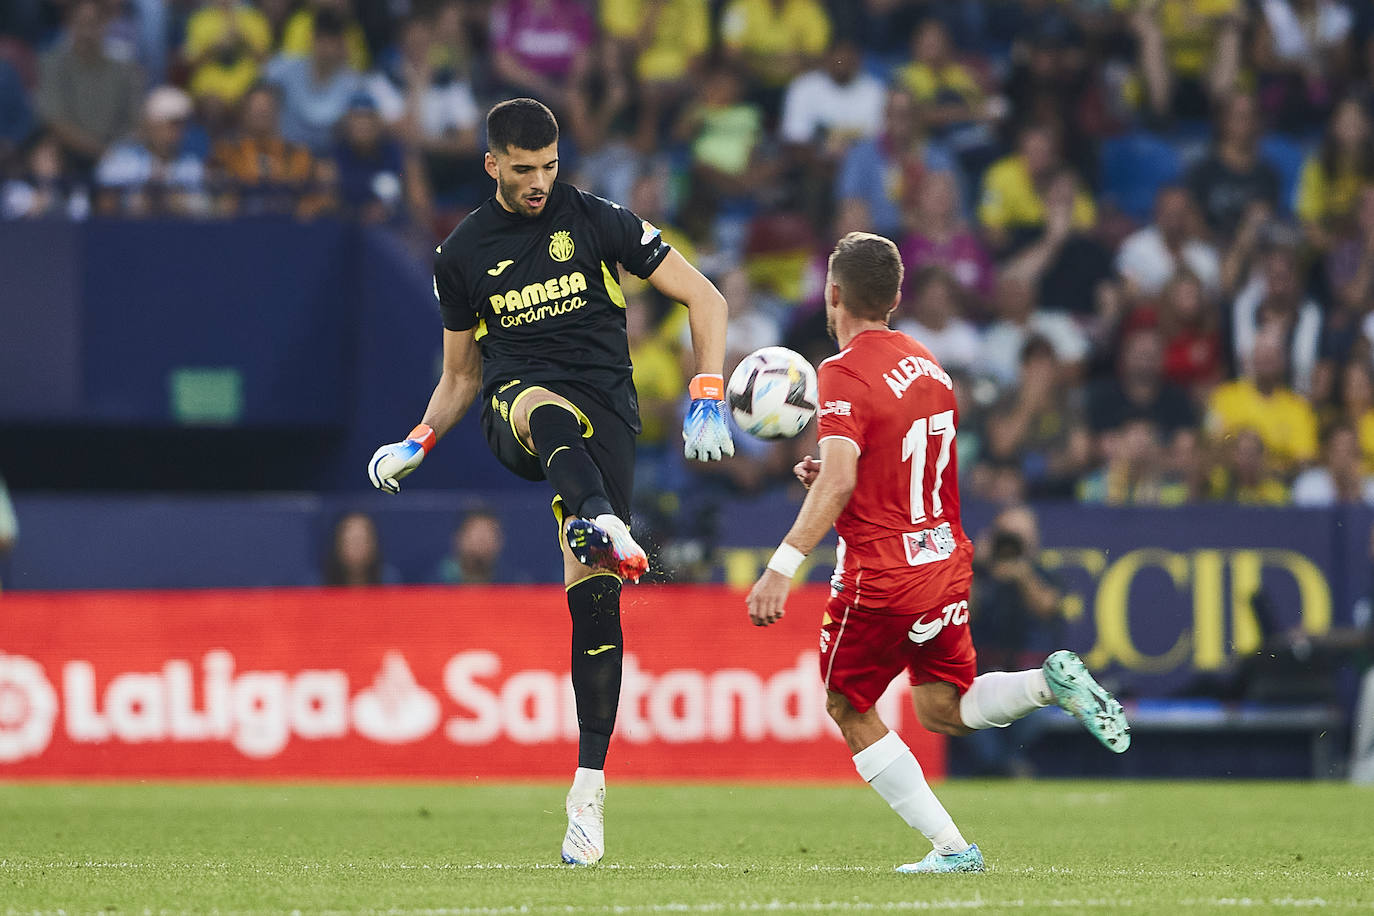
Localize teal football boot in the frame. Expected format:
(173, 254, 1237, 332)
(896, 844, 985, 874)
(1043, 650, 1131, 753)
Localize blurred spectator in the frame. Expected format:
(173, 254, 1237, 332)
(1115, 185, 1221, 300)
(1002, 18, 1113, 184)
(333, 92, 424, 225)
(94, 86, 208, 218)
(1325, 185, 1374, 314)
(1078, 417, 1193, 505)
(897, 18, 1000, 176)
(366, 12, 483, 210)
(1251, 0, 1353, 133)
(780, 37, 884, 150)
(893, 265, 981, 373)
(488, 0, 596, 116)
(600, 0, 710, 150)
(983, 335, 1093, 498)
(963, 503, 1062, 776)
(1206, 325, 1319, 473)
(0, 57, 34, 171)
(1229, 228, 1322, 397)
(563, 35, 636, 205)
(257, 0, 295, 47)
(433, 508, 508, 584)
(971, 505, 1064, 671)
(977, 122, 1096, 254)
(1130, 0, 1244, 123)
(1330, 359, 1374, 472)
(36, 0, 144, 175)
(898, 169, 992, 309)
(999, 168, 1117, 324)
(1087, 323, 1198, 440)
(182, 0, 273, 130)
(1, 131, 89, 219)
(628, 292, 685, 451)
(980, 274, 1089, 386)
(1295, 94, 1374, 250)
(1154, 272, 1225, 395)
(264, 9, 363, 155)
(896, 19, 990, 132)
(719, 0, 831, 109)
(1206, 427, 1291, 504)
(1291, 423, 1374, 505)
(210, 83, 324, 217)
(780, 37, 885, 224)
(949, 366, 987, 473)
(280, 0, 370, 72)
(321, 511, 401, 586)
(1185, 92, 1281, 238)
(836, 87, 959, 241)
(673, 64, 774, 225)
(717, 266, 782, 359)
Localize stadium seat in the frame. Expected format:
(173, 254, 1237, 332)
(1098, 131, 1184, 224)
(1259, 134, 1311, 217)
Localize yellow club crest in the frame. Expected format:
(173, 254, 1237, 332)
(549, 230, 574, 262)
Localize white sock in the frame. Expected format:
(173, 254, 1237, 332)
(960, 670, 1054, 730)
(853, 730, 969, 855)
(570, 766, 604, 799)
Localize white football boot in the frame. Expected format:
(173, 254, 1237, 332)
(560, 782, 606, 866)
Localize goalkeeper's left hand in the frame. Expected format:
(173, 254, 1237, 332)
(683, 374, 735, 462)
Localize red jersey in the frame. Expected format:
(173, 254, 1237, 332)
(816, 328, 973, 612)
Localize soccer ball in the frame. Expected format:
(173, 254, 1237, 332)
(727, 346, 819, 439)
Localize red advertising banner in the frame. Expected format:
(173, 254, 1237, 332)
(0, 586, 943, 780)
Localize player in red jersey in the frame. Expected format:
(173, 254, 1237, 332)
(746, 232, 1130, 874)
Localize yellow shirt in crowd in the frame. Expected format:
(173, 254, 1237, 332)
(183, 4, 273, 104)
(601, 0, 710, 83)
(1294, 155, 1373, 228)
(978, 155, 1097, 234)
(1360, 409, 1374, 474)
(897, 61, 983, 108)
(719, 0, 830, 87)
(280, 9, 370, 72)
(1206, 379, 1319, 470)
(1114, 0, 1239, 78)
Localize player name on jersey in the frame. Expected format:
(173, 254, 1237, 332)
(882, 354, 953, 399)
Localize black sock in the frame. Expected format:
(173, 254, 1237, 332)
(567, 574, 623, 769)
(528, 404, 614, 519)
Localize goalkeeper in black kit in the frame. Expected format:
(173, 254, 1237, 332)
(367, 98, 734, 865)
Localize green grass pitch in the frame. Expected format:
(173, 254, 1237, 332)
(2, 781, 1371, 914)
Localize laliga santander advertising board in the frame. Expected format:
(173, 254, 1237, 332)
(0, 586, 943, 780)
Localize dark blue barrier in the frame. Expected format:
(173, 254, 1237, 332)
(0, 219, 512, 490)
(7, 490, 560, 590)
(0, 221, 82, 418)
(81, 219, 353, 425)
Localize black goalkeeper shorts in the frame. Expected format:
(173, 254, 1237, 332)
(480, 378, 635, 523)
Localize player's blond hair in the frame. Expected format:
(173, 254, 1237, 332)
(828, 232, 903, 321)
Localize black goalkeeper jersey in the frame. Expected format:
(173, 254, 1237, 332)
(433, 181, 672, 432)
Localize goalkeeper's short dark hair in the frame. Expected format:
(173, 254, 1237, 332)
(487, 98, 559, 154)
(828, 232, 904, 322)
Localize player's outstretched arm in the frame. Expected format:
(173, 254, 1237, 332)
(367, 328, 482, 493)
(746, 438, 858, 626)
(646, 249, 735, 462)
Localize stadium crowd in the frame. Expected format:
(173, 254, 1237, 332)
(4, 0, 1374, 521)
